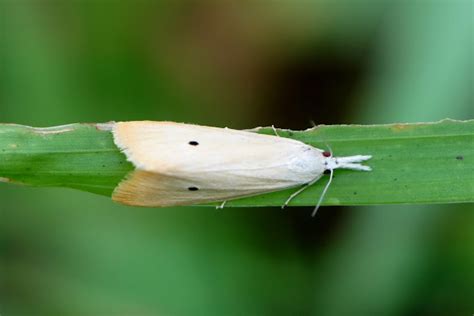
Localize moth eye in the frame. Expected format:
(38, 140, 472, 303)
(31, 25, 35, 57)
(324, 170, 331, 175)
(188, 141, 199, 146)
(188, 186, 199, 191)
(322, 151, 331, 157)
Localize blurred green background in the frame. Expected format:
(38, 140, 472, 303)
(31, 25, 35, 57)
(1, 1, 473, 315)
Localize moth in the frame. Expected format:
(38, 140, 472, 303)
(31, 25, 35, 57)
(112, 121, 371, 215)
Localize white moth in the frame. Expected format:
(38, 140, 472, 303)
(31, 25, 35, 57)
(112, 121, 371, 215)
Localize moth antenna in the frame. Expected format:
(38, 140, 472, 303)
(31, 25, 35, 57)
(312, 167, 334, 217)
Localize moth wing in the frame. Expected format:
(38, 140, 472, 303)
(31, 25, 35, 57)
(113, 170, 306, 207)
(113, 121, 310, 172)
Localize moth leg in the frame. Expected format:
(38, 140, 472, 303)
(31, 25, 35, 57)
(271, 125, 280, 137)
(216, 200, 227, 210)
(282, 178, 319, 209)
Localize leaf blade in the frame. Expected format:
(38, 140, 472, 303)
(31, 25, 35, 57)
(0, 119, 472, 206)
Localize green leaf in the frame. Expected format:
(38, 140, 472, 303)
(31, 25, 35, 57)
(0, 119, 472, 207)
(0, 123, 133, 196)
